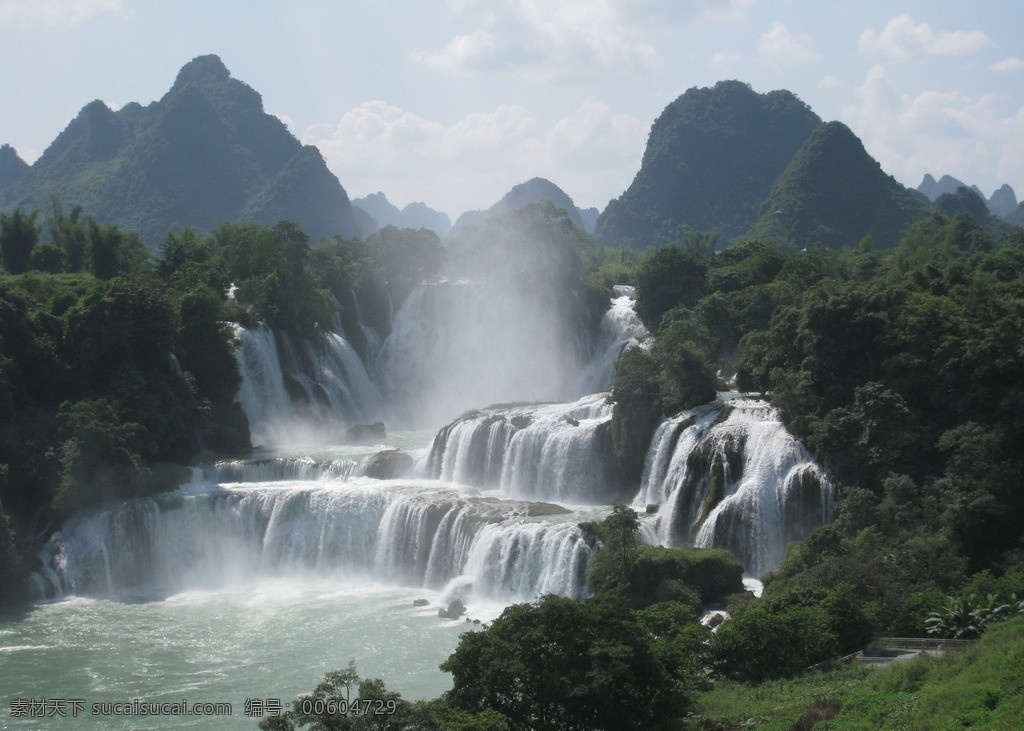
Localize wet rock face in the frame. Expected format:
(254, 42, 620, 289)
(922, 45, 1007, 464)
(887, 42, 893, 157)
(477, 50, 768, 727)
(346, 422, 386, 444)
(364, 449, 413, 479)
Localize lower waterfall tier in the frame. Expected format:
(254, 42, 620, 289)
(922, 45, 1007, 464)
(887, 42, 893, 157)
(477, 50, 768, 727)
(35, 477, 594, 603)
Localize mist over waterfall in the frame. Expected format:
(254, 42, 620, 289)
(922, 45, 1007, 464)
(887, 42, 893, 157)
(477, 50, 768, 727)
(378, 282, 594, 428)
(634, 399, 835, 577)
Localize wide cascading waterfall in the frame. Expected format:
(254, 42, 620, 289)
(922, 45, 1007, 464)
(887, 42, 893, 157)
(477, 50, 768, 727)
(231, 322, 383, 447)
(424, 394, 624, 504)
(378, 282, 593, 428)
(35, 475, 591, 603)
(576, 284, 648, 393)
(634, 399, 835, 577)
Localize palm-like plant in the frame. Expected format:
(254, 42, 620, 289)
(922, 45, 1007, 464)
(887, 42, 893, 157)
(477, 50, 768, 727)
(925, 593, 1023, 639)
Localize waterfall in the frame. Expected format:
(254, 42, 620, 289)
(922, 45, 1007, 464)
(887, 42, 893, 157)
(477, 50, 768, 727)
(425, 394, 623, 504)
(349, 292, 383, 370)
(205, 457, 360, 483)
(576, 285, 648, 393)
(35, 477, 591, 602)
(231, 322, 383, 447)
(633, 399, 834, 577)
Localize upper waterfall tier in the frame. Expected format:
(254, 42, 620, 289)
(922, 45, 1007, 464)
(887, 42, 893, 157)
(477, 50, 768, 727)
(232, 322, 383, 447)
(634, 399, 835, 577)
(424, 393, 624, 504)
(36, 477, 592, 602)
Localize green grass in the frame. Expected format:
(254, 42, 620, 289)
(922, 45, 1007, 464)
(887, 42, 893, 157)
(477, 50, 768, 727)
(685, 617, 1024, 730)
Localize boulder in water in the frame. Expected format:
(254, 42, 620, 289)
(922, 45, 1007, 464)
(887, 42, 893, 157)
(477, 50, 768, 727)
(510, 414, 532, 430)
(364, 449, 413, 479)
(439, 598, 467, 619)
(413, 598, 430, 607)
(346, 422, 386, 444)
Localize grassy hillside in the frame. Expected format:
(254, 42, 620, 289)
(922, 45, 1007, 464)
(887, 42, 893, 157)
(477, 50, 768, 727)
(686, 617, 1024, 730)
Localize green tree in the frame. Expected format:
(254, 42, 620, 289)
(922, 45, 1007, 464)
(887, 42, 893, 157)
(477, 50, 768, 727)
(0, 208, 40, 274)
(633, 245, 708, 330)
(54, 398, 146, 513)
(260, 662, 408, 731)
(441, 594, 686, 731)
(47, 199, 87, 272)
(0, 494, 27, 604)
(609, 346, 662, 485)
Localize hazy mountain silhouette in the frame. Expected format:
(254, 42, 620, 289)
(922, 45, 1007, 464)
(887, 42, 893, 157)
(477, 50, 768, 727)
(987, 184, 1018, 218)
(0, 144, 29, 193)
(0, 55, 359, 247)
(352, 192, 452, 238)
(917, 173, 985, 202)
(450, 177, 592, 238)
(594, 80, 822, 248)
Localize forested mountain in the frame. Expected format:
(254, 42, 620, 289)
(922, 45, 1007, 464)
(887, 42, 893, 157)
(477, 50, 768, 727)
(595, 80, 822, 248)
(352, 192, 452, 238)
(450, 177, 592, 237)
(0, 55, 360, 248)
(0, 145, 28, 191)
(749, 121, 931, 249)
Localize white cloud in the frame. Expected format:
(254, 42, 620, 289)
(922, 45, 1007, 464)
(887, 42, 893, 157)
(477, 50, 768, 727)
(14, 145, 39, 164)
(859, 15, 993, 58)
(989, 56, 1024, 73)
(412, 30, 499, 72)
(842, 66, 1024, 198)
(411, 0, 657, 80)
(710, 50, 743, 70)
(304, 99, 644, 215)
(757, 21, 819, 69)
(0, 0, 126, 25)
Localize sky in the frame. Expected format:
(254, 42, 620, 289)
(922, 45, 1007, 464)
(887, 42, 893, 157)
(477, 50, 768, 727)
(1, 0, 1022, 220)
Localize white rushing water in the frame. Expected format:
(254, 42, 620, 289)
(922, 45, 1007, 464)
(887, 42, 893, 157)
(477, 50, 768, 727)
(10, 434, 605, 730)
(633, 398, 835, 577)
(232, 323, 382, 448)
(425, 393, 620, 503)
(5, 286, 834, 729)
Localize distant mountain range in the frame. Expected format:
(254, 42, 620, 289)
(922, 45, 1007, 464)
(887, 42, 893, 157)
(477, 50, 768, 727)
(3, 61, 1019, 254)
(593, 80, 1020, 250)
(0, 55, 360, 248)
(351, 192, 451, 238)
(917, 173, 1018, 219)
